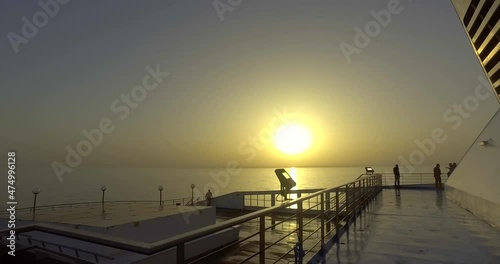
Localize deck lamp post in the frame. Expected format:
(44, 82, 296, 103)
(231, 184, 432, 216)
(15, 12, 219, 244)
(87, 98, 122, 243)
(101, 185, 107, 212)
(158, 185, 164, 205)
(32, 188, 40, 220)
(190, 184, 195, 206)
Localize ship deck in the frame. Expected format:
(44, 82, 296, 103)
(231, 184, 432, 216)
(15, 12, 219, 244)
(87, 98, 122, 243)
(325, 188, 500, 263)
(3, 183, 500, 263)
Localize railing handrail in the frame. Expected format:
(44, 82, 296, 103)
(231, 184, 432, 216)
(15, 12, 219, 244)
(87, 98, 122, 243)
(7, 196, 205, 212)
(358, 172, 448, 180)
(356, 173, 368, 180)
(215, 189, 325, 200)
(380, 172, 447, 175)
(0, 175, 381, 256)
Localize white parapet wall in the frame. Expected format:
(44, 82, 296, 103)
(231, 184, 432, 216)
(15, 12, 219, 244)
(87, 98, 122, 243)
(133, 225, 241, 264)
(445, 109, 500, 230)
(52, 206, 217, 243)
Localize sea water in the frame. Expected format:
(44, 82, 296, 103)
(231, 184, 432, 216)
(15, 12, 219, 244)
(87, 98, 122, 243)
(2, 165, 435, 209)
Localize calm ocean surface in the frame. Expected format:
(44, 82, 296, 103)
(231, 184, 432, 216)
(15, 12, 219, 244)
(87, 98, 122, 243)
(3, 165, 435, 209)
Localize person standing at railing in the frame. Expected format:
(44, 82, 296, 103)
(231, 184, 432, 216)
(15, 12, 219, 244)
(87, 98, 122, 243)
(434, 164, 442, 189)
(393, 164, 401, 189)
(205, 189, 213, 206)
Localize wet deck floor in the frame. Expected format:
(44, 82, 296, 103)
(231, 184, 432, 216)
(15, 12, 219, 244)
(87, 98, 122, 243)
(325, 188, 500, 264)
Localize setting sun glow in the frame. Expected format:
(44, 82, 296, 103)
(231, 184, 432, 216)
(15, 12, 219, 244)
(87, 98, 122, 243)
(274, 124, 312, 155)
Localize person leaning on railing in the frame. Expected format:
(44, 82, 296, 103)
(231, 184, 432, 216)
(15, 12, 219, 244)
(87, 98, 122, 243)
(446, 163, 452, 177)
(446, 162, 457, 177)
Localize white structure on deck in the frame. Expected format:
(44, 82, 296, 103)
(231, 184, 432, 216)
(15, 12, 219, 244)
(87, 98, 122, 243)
(447, 0, 500, 229)
(0, 203, 240, 263)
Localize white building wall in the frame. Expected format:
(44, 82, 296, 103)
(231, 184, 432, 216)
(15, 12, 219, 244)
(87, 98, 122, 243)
(446, 109, 500, 229)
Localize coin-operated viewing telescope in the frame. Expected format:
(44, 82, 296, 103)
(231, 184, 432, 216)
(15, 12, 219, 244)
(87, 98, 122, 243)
(275, 168, 296, 200)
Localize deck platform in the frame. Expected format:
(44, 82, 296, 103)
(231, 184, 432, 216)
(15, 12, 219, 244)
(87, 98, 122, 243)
(325, 188, 500, 263)
(11, 203, 204, 227)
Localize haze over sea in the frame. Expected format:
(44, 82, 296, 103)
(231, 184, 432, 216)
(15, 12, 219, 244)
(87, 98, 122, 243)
(6, 165, 436, 209)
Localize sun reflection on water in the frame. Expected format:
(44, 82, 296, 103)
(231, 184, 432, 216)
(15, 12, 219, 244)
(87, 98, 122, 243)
(287, 167, 298, 209)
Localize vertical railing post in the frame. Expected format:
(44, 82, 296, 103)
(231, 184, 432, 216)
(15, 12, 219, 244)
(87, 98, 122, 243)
(379, 175, 382, 191)
(259, 215, 265, 264)
(367, 178, 370, 199)
(297, 200, 304, 264)
(367, 177, 371, 201)
(366, 177, 373, 197)
(335, 189, 340, 236)
(177, 243, 185, 264)
(362, 178, 366, 207)
(368, 177, 371, 199)
(371, 176, 377, 197)
(325, 191, 331, 209)
(326, 191, 331, 234)
(271, 193, 276, 229)
(320, 193, 325, 248)
(376, 176, 379, 194)
(345, 184, 350, 219)
(373, 176, 376, 196)
(377, 175, 382, 190)
(354, 181, 357, 217)
(378, 175, 381, 192)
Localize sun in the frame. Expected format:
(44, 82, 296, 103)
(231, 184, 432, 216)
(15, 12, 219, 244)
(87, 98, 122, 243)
(274, 124, 312, 155)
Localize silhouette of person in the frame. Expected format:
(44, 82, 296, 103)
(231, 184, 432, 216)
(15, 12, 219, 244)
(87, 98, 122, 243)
(433, 164, 442, 189)
(393, 164, 401, 189)
(451, 162, 457, 175)
(205, 189, 213, 206)
(446, 163, 453, 177)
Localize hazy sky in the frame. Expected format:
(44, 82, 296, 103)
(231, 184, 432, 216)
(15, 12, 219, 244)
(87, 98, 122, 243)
(1, 0, 499, 172)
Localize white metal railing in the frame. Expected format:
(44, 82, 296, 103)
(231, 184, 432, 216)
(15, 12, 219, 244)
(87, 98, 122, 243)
(379, 173, 448, 186)
(1, 175, 383, 264)
(241, 189, 323, 209)
(0, 196, 206, 218)
(357, 173, 448, 187)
